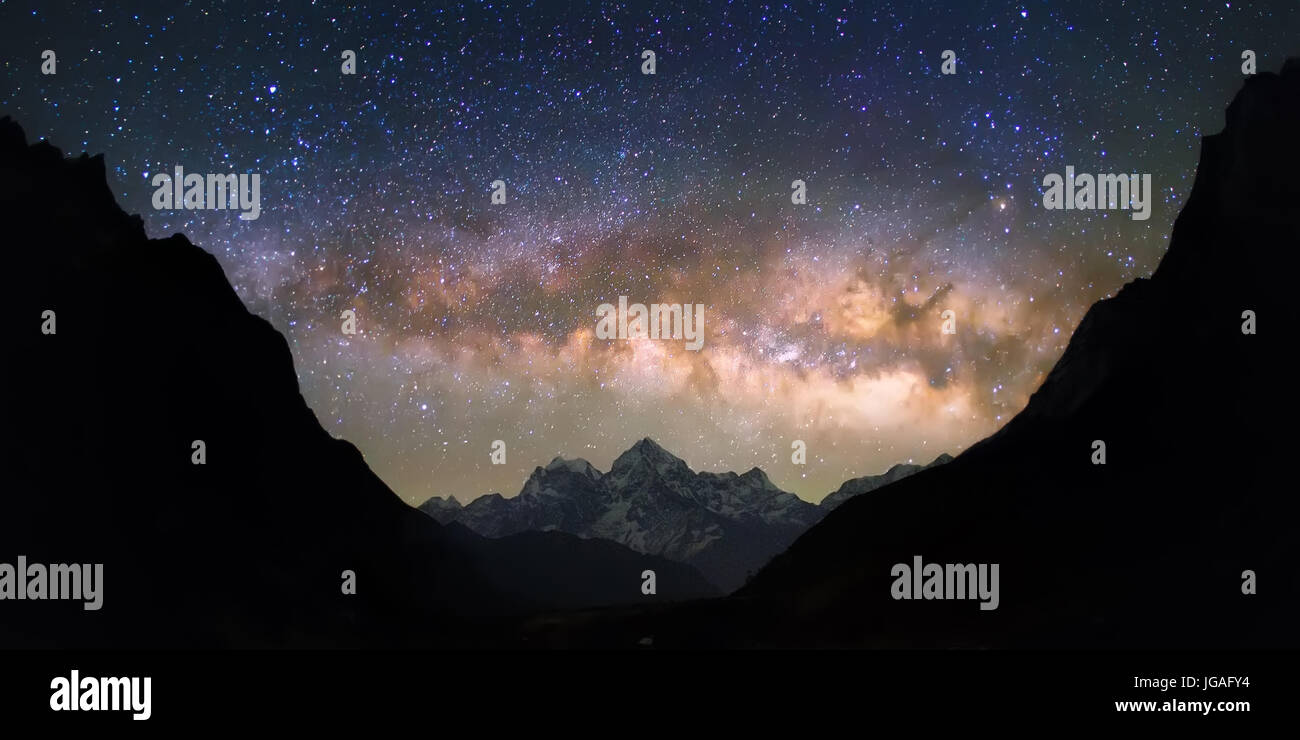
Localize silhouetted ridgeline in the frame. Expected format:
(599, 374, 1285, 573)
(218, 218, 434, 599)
(3, 58, 1295, 650)
(524, 60, 1300, 649)
(0, 117, 715, 648)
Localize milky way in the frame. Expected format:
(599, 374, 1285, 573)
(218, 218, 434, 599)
(3, 1, 1295, 504)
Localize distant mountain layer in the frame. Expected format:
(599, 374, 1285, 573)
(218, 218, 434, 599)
(820, 454, 953, 511)
(419, 440, 945, 592)
(0, 117, 716, 648)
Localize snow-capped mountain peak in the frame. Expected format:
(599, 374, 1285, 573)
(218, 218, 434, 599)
(418, 439, 946, 592)
(609, 437, 691, 478)
(544, 455, 602, 480)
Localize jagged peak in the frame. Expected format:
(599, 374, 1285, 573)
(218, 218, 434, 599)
(1153, 57, 1300, 285)
(0, 117, 149, 250)
(543, 456, 601, 479)
(609, 437, 692, 479)
(417, 493, 462, 506)
(739, 467, 778, 490)
(632, 437, 668, 454)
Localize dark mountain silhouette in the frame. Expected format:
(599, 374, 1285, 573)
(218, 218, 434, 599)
(820, 453, 952, 511)
(523, 60, 1300, 648)
(6, 57, 1295, 651)
(0, 118, 715, 648)
(419, 438, 827, 592)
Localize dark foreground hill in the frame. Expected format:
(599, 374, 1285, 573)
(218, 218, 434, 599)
(525, 61, 1300, 649)
(0, 118, 715, 648)
(819, 453, 952, 511)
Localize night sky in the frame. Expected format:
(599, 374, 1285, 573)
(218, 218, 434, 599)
(2, 1, 1295, 505)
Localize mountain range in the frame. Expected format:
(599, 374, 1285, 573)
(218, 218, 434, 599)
(525, 60, 1300, 649)
(419, 441, 948, 591)
(3, 60, 1295, 650)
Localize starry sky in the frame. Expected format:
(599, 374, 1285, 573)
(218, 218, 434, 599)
(2, 1, 1295, 505)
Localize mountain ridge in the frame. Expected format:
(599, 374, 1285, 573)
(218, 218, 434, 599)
(732, 60, 1300, 648)
(419, 439, 946, 591)
(521, 59, 1300, 648)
